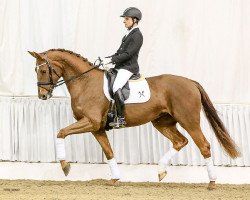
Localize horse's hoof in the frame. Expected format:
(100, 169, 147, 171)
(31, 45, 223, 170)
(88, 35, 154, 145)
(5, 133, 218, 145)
(62, 162, 71, 176)
(111, 179, 119, 183)
(158, 171, 167, 181)
(207, 181, 216, 190)
(108, 179, 119, 186)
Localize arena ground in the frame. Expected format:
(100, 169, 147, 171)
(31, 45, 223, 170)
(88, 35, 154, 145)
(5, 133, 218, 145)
(0, 179, 249, 200)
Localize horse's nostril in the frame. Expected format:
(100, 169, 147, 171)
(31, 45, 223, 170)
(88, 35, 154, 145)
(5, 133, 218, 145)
(41, 94, 47, 100)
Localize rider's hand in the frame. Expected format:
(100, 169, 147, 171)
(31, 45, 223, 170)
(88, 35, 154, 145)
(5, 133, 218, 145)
(102, 57, 112, 65)
(99, 57, 113, 70)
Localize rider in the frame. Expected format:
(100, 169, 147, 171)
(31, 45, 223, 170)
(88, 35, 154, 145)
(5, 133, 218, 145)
(102, 7, 143, 128)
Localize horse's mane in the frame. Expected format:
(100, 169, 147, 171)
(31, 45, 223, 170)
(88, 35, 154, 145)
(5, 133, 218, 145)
(45, 48, 94, 66)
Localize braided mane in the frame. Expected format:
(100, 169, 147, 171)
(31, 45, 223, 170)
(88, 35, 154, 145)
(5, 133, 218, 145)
(45, 48, 94, 66)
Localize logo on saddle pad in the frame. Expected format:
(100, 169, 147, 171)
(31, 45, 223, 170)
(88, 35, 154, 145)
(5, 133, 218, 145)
(103, 69, 150, 104)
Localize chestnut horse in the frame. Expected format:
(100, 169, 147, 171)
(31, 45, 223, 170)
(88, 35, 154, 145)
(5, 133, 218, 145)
(28, 49, 239, 189)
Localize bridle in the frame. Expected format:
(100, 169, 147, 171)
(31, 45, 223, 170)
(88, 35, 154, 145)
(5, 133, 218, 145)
(36, 53, 102, 95)
(36, 54, 61, 94)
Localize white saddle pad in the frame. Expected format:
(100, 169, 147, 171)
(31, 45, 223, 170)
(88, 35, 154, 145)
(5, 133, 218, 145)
(103, 74, 151, 104)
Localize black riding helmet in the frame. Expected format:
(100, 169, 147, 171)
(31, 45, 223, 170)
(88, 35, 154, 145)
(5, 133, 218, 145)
(120, 7, 142, 21)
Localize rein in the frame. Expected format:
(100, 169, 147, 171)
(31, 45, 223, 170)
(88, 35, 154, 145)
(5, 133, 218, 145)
(55, 65, 98, 87)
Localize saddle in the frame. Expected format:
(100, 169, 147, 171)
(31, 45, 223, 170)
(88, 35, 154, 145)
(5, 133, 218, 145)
(104, 68, 141, 100)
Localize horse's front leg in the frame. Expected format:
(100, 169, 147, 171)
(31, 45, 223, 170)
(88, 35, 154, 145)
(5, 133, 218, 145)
(56, 117, 99, 176)
(92, 131, 121, 182)
(57, 117, 98, 138)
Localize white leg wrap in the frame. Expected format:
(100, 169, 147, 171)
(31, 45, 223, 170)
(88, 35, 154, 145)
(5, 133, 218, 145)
(205, 157, 217, 181)
(107, 158, 121, 179)
(159, 147, 178, 165)
(56, 138, 66, 160)
(158, 147, 178, 173)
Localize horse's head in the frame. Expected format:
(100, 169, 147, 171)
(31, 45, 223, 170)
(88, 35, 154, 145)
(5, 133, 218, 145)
(28, 51, 63, 100)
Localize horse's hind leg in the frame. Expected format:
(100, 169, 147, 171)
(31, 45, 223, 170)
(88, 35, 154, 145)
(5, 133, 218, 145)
(181, 125, 216, 189)
(152, 115, 188, 181)
(168, 84, 217, 189)
(92, 130, 121, 182)
(174, 106, 216, 189)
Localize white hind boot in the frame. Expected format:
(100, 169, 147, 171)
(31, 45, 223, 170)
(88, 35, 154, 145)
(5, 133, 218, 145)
(158, 147, 178, 181)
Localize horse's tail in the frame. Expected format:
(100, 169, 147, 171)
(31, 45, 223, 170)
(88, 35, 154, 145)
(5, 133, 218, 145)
(193, 81, 240, 158)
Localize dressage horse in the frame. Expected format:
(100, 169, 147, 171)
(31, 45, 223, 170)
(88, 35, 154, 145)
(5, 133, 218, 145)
(29, 49, 240, 189)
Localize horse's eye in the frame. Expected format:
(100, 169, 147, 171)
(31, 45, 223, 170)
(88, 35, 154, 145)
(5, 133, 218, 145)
(41, 70, 46, 74)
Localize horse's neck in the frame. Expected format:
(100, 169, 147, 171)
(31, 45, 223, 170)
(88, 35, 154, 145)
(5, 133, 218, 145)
(55, 52, 102, 99)
(58, 53, 91, 80)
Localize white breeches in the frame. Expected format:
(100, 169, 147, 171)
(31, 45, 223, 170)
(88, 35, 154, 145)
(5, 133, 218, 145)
(113, 69, 133, 93)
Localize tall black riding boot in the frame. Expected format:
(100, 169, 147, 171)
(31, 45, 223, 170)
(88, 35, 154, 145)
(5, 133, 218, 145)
(109, 89, 126, 128)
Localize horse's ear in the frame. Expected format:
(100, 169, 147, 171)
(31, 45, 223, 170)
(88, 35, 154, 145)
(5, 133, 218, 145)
(28, 51, 43, 60)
